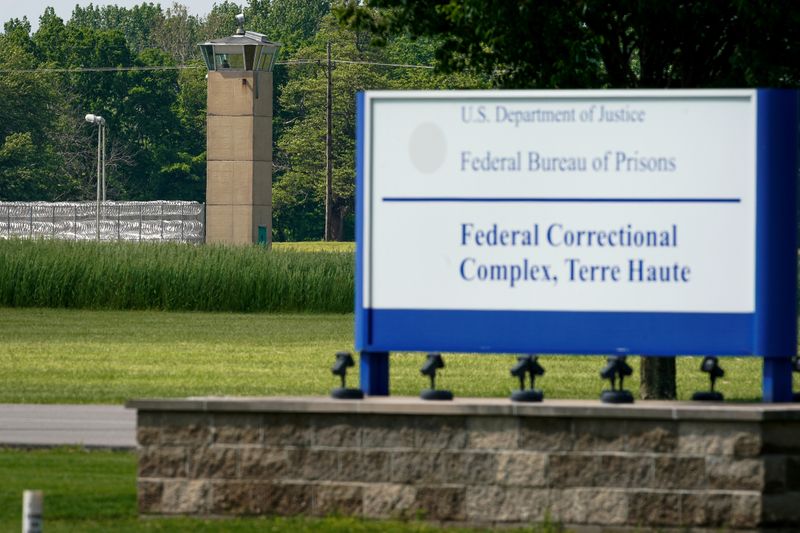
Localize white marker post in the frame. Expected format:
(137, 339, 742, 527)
(22, 490, 43, 533)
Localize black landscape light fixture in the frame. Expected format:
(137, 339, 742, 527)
(510, 355, 545, 402)
(600, 355, 634, 404)
(420, 353, 453, 400)
(330, 351, 364, 399)
(691, 356, 725, 401)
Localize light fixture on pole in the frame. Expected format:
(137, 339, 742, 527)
(510, 354, 545, 402)
(599, 355, 634, 404)
(85, 113, 106, 240)
(691, 356, 725, 402)
(330, 351, 364, 400)
(420, 353, 453, 400)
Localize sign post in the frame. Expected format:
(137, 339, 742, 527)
(356, 90, 798, 402)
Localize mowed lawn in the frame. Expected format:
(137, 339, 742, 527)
(0, 307, 784, 403)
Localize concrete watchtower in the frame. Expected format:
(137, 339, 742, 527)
(199, 16, 280, 245)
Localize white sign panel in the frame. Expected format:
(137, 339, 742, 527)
(362, 90, 757, 313)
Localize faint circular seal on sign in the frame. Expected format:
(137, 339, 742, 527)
(408, 122, 447, 174)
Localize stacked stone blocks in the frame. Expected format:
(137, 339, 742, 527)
(133, 400, 800, 530)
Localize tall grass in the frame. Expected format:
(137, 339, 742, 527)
(0, 239, 354, 313)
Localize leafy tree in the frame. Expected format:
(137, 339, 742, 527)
(114, 49, 179, 198)
(202, 2, 243, 41)
(0, 3, 212, 204)
(0, 27, 81, 200)
(175, 63, 207, 155)
(152, 2, 201, 63)
(273, 13, 484, 241)
(0, 0, 489, 234)
(2, 18, 38, 58)
(337, 0, 800, 89)
(33, 8, 68, 64)
(258, 0, 330, 56)
(70, 3, 163, 55)
(273, 15, 374, 241)
(0, 132, 76, 201)
(242, 0, 269, 34)
(245, 0, 331, 147)
(68, 4, 104, 29)
(62, 26, 133, 107)
(0, 37, 49, 141)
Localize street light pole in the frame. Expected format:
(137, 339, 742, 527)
(95, 121, 101, 239)
(85, 114, 106, 240)
(101, 122, 106, 202)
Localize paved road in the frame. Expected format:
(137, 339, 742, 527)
(0, 404, 136, 449)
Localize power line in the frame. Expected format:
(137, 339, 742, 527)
(331, 59, 434, 69)
(0, 59, 435, 74)
(0, 65, 198, 73)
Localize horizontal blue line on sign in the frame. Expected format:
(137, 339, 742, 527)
(360, 308, 756, 356)
(382, 197, 741, 204)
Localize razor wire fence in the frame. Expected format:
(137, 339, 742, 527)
(0, 201, 205, 243)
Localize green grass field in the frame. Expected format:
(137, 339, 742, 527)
(0, 448, 562, 533)
(0, 239, 353, 313)
(0, 307, 785, 403)
(273, 241, 355, 253)
(0, 289, 792, 531)
(0, 240, 793, 532)
(0, 238, 794, 402)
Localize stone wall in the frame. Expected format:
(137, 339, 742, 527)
(128, 398, 800, 531)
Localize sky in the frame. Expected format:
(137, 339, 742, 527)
(3, 1, 219, 31)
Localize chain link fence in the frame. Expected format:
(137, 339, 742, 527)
(0, 201, 205, 243)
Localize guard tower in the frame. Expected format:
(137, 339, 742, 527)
(199, 16, 280, 245)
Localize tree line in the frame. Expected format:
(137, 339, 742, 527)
(3, 0, 798, 243)
(0, 1, 485, 240)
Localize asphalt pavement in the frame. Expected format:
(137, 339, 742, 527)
(0, 404, 136, 449)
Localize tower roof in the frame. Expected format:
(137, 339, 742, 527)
(200, 31, 280, 47)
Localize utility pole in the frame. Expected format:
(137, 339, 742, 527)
(324, 40, 333, 241)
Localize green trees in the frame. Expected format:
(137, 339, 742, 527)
(273, 15, 377, 241)
(273, 12, 486, 241)
(0, 5, 206, 202)
(4, 1, 797, 230)
(0, 18, 80, 201)
(336, 0, 800, 89)
(0, 1, 485, 237)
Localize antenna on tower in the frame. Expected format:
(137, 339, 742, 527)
(235, 13, 245, 35)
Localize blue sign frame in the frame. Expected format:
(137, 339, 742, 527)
(355, 90, 798, 402)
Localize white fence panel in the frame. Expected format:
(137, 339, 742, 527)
(0, 201, 205, 243)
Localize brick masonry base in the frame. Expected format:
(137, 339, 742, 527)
(127, 397, 800, 531)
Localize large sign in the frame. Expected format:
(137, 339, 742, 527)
(355, 90, 797, 358)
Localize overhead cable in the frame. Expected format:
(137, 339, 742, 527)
(0, 59, 435, 74)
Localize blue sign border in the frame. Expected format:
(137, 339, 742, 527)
(355, 90, 798, 399)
